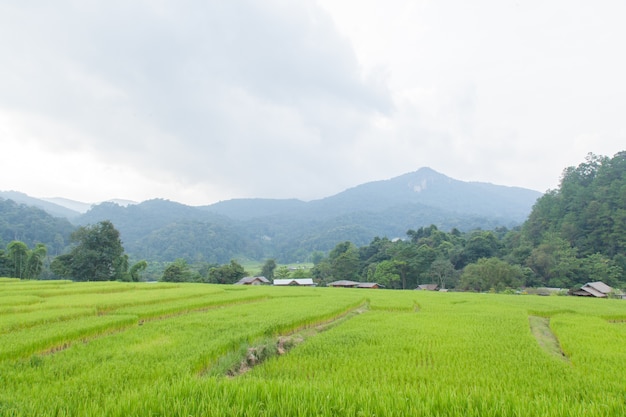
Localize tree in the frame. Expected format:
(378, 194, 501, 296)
(128, 260, 148, 282)
(460, 257, 523, 292)
(580, 253, 624, 288)
(328, 241, 360, 282)
(24, 243, 47, 279)
(428, 257, 456, 289)
(162, 259, 192, 282)
(526, 235, 580, 288)
(371, 260, 402, 288)
(260, 259, 277, 279)
(275, 266, 291, 279)
(461, 231, 501, 266)
(7, 241, 29, 279)
(207, 260, 246, 284)
(50, 221, 127, 281)
(0, 249, 11, 277)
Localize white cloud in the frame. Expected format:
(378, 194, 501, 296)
(0, 0, 624, 204)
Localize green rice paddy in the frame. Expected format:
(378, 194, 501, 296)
(0, 279, 625, 416)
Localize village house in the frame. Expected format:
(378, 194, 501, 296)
(327, 280, 382, 289)
(570, 281, 613, 298)
(273, 278, 315, 286)
(234, 276, 270, 285)
(415, 284, 439, 291)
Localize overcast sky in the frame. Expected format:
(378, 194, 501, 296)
(1, 0, 624, 205)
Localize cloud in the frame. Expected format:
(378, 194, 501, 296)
(0, 0, 392, 203)
(0, 0, 624, 204)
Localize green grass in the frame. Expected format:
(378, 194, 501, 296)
(1, 279, 625, 416)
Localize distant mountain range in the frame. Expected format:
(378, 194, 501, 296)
(0, 168, 542, 263)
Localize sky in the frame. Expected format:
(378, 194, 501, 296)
(1, 0, 624, 206)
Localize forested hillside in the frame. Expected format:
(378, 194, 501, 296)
(72, 168, 540, 263)
(311, 152, 625, 291)
(0, 199, 74, 256)
(0, 191, 80, 219)
(524, 152, 625, 259)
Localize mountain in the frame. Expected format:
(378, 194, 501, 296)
(201, 167, 540, 224)
(1, 168, 542, 263)
(0, 198, 75, 255)
(70, 168, 541, 262)
(38, 197, 92, 214)
(0, 191, 82, 219)
(304, 167, 539, 222)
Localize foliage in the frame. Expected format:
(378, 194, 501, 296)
(460, 257, 524, 292)
(524, 151, 626, 258)
(127, 260, 148, 282)
(207, 260, 247, 284)
(308, 151, 625, 291)
(0, 198, 73, 256)
(161, 259, 195, 283)
(65, 168, 540, 264)
(260, 259, 277, 279)
(50, 221, 127, 281)
(0, 241, 47, 279)
(275, 266, 291, 279)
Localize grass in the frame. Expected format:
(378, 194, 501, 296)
(1, 279, 625, 416)
(528, 315, 568, 360)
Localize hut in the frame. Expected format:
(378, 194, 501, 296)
(327, 280, 382, 289)
(234, 276, 270, 285)
(415, 284, 439, 291)
(273, 278, 315, 286)
(328, 280, 359, 288)
(570, 281, 613, 298)
(356, 282, 382, 289)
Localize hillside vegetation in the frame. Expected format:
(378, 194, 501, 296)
(312, 152, 626, 290)
(75, 167, 540, 263)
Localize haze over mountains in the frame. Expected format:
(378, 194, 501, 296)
(0, 168, 542, 263)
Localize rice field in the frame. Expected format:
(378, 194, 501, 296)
(0, 278, 625, 416)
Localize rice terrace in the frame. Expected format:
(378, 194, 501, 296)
(1, 279, 625, 416)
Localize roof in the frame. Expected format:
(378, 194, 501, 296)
(356, 282, 381, 289)
(586, 281, 612, 294)
(571, 281, 613, 297)
(415, 284, 438, 291)
(273, 278, 315, 286)
(328, 280, 359, 287)
(234, 276, 270, 285)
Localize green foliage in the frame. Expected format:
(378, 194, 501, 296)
(50, 221, 127, 281)
(275, 266, 291, 279)
(524, 151, 626, 258)
(370, 259, 402, 288)
(207, 260, 246, 284)
(128, 260, 148, 282)
(0, 198, 73, 256)
(460, 257, 524, 292)
(7, 241, 28, 279)
(0, 241, 47, 279)
(161, 259, 194, 283)
(260, 259, 277, 279)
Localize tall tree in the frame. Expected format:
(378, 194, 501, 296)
(460, 257, 523, 292)
(128, 260, 148, 282)
(261, 259, 277, 279)
(51, 221, 127, 281)
(24, 243, 47, 279)
(7, 241, 29, 279)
